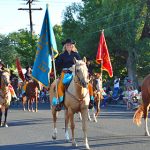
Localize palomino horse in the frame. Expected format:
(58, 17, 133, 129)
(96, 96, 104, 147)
(0, 69, 11, 127)
(50, 57, 91, 149)
(133, 74, 150, 136)
(23, 80, 39, 112)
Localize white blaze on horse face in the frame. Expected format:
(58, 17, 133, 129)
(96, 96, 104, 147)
(77, 61, 89, 84)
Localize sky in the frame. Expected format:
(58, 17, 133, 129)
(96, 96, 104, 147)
(0, 0, 82, 35)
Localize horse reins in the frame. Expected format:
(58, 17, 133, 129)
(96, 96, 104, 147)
(66, 63, 89, 103)
(66, 89, 88, 103)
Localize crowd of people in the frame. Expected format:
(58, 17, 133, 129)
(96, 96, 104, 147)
(99, 76, 142, 110)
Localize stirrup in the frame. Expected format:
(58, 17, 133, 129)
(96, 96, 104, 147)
(88, 102, 94, 109)
(55, 103, 62, 111)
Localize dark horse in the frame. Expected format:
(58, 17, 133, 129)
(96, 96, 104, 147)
(0, 69, 11, 127)
(25, 79, 39, 112)
(133, 74, 150, 136)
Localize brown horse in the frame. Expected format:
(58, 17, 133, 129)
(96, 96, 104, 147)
(79, 73, 103, 122)
(24, 80, 39, 112)
(0, 69, 11, 127)
(92, 73, 103, 117)
(50, 57, 91, 149)
(133, 74, 150, 136)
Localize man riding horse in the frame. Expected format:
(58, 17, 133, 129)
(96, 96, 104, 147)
(22, 66, 39, 112)
(52, 38, 94, 111)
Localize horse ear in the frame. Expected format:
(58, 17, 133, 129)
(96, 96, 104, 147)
(83, 57, 87, 63)
(73, 57, 77, 64)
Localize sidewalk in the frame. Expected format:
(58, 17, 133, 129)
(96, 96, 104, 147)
(106, 102, 139, 110)
(105, 100, 127, 109)
(107, 103, 126, 108)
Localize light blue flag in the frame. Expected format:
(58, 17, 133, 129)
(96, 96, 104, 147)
(32, 5, 58, 88)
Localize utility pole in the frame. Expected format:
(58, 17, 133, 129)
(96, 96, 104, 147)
(18, 0, 42, 35)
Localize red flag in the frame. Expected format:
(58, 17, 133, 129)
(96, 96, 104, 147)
(16, 58, 25, 82)
(96, 31, 113, 77)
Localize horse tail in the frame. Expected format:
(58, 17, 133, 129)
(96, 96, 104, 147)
(133, 104, 144, 126)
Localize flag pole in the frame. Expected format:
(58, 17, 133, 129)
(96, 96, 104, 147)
(51, 49, 58, 98)
(101, 29, 104, 87)
(46, 4, 58, 98)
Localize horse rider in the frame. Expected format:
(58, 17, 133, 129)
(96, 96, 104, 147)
(25, 66, 32, 81)
(53, 38, 94, 111)
(21, 66, 33, 98)
(0, 60, 5, 89)
(0, 60, 16, 98)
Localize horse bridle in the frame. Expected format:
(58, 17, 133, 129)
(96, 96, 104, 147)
(66, 63, 89, 102)
(74, 63, 89, 88)
(1, 74, 10, 86)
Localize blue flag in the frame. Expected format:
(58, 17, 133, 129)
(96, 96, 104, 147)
(32, 5, 58, 88)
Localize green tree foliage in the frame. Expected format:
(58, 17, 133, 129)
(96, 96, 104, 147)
(53, 25, 63, 52)
(0, 34, 17, 67)
(8, 29, 38, 67)
(62, 0, 150, 86)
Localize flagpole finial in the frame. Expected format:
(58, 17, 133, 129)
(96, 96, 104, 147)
(46, 4, 49, 8)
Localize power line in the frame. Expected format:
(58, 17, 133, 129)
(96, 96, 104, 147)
(87, 16, 146, 35)
(18, 0, 42, 35)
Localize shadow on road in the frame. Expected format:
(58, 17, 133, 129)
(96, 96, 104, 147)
(0, 140, 80, 150)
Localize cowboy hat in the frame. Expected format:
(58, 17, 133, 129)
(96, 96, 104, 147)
(62, 38, 76, 46)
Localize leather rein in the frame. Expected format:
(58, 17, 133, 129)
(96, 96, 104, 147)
(66, 63, 89, 103)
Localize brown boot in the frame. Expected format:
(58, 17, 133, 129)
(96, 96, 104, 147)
(55, 103, 63, 111)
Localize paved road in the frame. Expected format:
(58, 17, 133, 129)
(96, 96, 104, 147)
(0, 103, 150, 150)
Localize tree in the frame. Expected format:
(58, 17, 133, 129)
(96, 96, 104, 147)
(53, 25, 63, 52)
(8, 29, 38, 67)
(0, 34, 17, 67)
(62, 0, 150, 87)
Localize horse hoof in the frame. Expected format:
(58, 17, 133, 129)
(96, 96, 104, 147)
(5, 124, 8, 128)
(4, 123, 8, 127)
(85, 146, 90, 150)
(145, 132, 150, 136)
(93, 119, 97, 123)
(88, 118, 91, 121)
(65, 139, 70, 143)
(52, 135, 57, 140)
(85, 144, 90, 150)
(72, 142, 77, 147)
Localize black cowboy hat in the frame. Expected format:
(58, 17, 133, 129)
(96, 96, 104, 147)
(62, 38, 76, 46)
(26, 65, 32, 70)
(0, 60, 5, 67)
